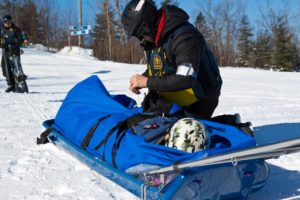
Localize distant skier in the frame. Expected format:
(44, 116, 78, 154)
(122, 0, 222, 119)
(0, 15, 28, 93)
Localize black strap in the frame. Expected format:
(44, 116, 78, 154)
(94, 122, 121, 151)
(93, 114, 155, 164)
(112, 129, 127, 168)
(94, 114, 154, 150)
(111, 114, 155, 168)
(37, 127, 54, 145)
(80, 115, 111, 149)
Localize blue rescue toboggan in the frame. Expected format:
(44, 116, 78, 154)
(40, 76, 300, 200)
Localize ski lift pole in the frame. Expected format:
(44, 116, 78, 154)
(69, 29, 72, 51)
(78, 0, 83, 47)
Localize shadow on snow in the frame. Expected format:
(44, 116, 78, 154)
(250, 164, 300, 199)
(254, 123, 300, 145)
(92, 70, 111, 74)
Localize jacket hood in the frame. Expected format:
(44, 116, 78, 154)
(157, 5, 189, 42)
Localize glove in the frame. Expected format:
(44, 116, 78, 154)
(142, 90, 173, 114)
(0, 38, 4, 48)
(0, 33, 5, 48)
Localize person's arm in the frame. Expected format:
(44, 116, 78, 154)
(0, 33, 4, 48)
(147, 32, 205, 92)
(0, 25, 5, 48)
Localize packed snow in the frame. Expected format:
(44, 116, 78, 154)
(57, 46, 93, 59)
(0, 47, 299, 200)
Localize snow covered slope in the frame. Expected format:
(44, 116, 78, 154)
(0, 48, 299, 200)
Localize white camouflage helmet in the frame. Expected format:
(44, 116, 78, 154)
(166, 118, 211, 153)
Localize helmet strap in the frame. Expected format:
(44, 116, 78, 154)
(134, 21, 156, 42)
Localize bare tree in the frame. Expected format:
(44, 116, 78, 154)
(197, 0, 244, 66)
(93, 0, 115, 60)
(38, 0, 51, 50)
(113, 0, 127, 44)
(113, 0, 127, 61)
(103, 0, 113, 60)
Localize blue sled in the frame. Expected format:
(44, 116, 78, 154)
(43, 119, 269, 200)
(40, 76, 274, 200)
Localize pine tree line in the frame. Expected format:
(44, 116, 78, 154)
(92, 0, 143, 64)
(1, 0, 299, 71)
(235, 14, 299, 71)
(91, 0, 179, 63)
(0, 0, 70, 50)
(195, 1, 300, 71)
(0, 0, 181, 64)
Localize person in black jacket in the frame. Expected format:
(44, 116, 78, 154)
(1, 15, 26, 93)
(122, 0, 222, 119)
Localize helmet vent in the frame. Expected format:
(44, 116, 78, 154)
(134, 0, 145, 11)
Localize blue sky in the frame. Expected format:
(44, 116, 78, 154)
(176, 0, 299, 26)
(59, 0, 299, 33)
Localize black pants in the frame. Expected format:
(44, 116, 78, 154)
(1, 53, 15, 87)
(143, 90, 220, 119)
(185, 92, 220, 119)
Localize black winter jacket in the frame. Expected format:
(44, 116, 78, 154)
(144, 6, 222, 100)
(0, 23, 24, 56)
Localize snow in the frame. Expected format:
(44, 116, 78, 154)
(0, 47, 300, 200)
(29, 44, 58, 52)
(57, 46, 93, 59)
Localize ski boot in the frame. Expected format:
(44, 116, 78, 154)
(5, 85, 15, 93)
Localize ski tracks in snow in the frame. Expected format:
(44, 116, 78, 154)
(0, 48, 138, 200)
(21, 93, 52, 122)
(1, 48, 300, 200)
(0, 95, 135, 200)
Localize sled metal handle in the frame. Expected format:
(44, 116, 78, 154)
(141, 182, 155, 200)
(146, 138, 300, 175)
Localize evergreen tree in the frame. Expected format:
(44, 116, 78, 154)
(272, 15, 295, 71)
(291, 43, 300, 71)
(92, 10, 114, 61)
(253, 30, 273, 69)
(236, 15, 253, 67)
(0, 0, 22, 24)
(18, 0, 41, 44)
(0, 0, 11, 16)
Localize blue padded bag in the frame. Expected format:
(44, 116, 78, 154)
(52, 76, 256, 171)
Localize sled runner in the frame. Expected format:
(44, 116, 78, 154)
(39, 76, 300, 200)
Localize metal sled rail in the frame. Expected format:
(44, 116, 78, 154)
(42, 120, 160, 200)
(147, 137, 300, 175)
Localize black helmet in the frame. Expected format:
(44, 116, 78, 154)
(122, 0, 157, 39)
(3, 15, 12, 23)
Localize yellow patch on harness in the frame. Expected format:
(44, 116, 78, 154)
(153, 54, 163, 70)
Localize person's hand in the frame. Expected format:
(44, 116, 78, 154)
(0, 35, 5, 48)
(129, 74, 148, 94)
(0, 39, 4, 48)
